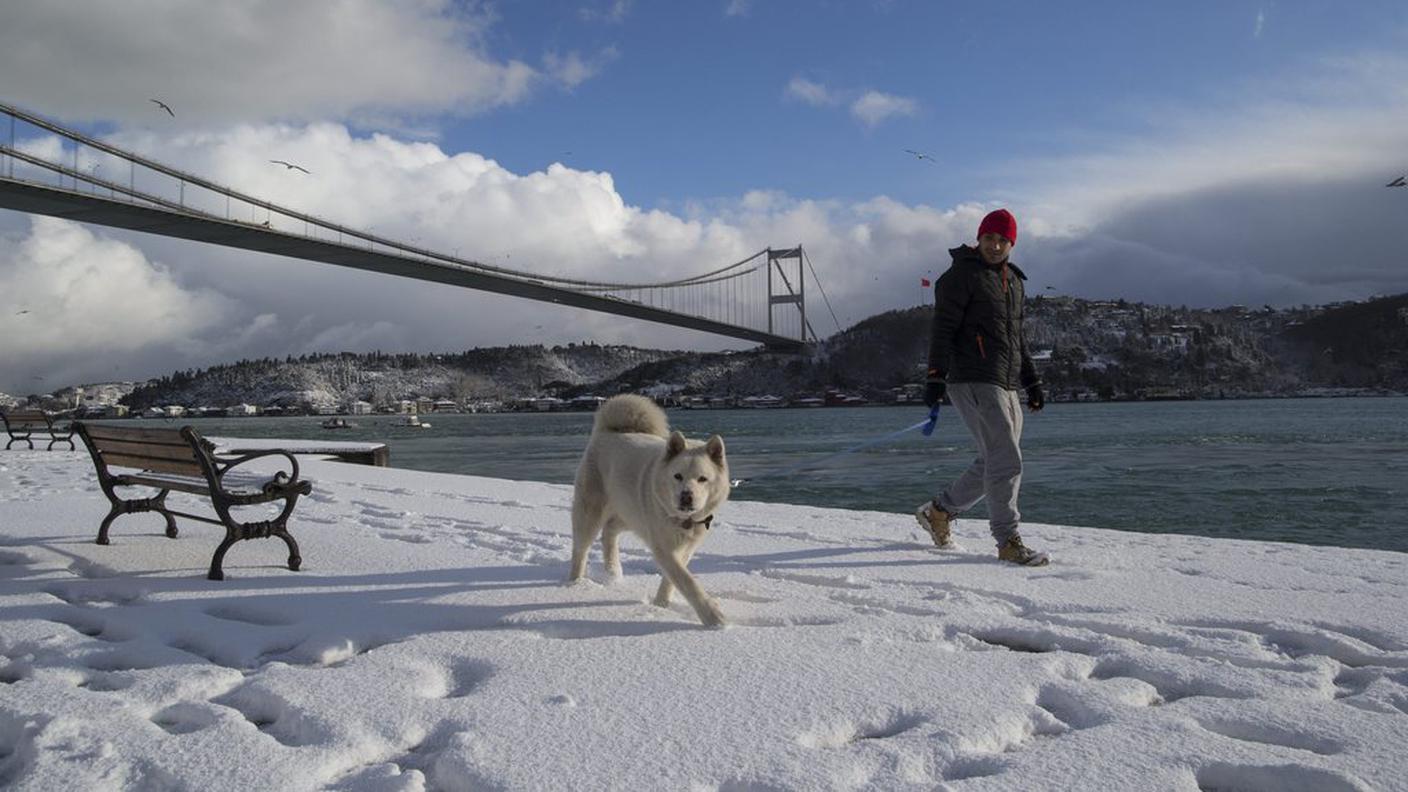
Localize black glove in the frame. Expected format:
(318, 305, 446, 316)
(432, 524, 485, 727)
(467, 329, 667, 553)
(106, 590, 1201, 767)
(924, 380, 946, 408)
(1026, 383, 1045, 412)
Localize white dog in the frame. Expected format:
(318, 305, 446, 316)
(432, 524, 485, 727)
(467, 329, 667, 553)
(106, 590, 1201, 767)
(569, 394, 730, 627)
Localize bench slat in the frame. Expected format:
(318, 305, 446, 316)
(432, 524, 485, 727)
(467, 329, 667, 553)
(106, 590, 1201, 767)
(4, 410, 48, 420)
(119, 473, 214, 495)
(91, 439, 201, 462)
(83, 425, 188, 443)
(100, 453, 205, 477)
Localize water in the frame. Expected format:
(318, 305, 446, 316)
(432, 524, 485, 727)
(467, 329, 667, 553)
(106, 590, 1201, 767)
(170, 397, 1408, 553)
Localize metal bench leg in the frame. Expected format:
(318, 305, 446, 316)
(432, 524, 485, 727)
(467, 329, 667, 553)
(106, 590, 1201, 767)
(6, 437, 33, 450)
(96, 489, 178, 544)
(97, 505, 122, 545)
(275, 529, 302, 572)
(47, 437, 76, 451)
(207, 532, 238, 581)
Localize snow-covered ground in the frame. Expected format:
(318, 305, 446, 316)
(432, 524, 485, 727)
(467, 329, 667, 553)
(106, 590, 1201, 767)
(1, 449, 1406, 791)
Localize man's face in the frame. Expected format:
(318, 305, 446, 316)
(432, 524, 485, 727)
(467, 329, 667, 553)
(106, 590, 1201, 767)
(978, 233, 1013, 265)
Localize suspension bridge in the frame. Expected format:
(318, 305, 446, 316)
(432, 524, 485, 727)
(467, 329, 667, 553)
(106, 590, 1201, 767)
(0, 101, 839, 351)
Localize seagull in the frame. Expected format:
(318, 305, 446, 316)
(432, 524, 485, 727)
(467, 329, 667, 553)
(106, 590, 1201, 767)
(904, 148, 938, 165)
(15, 309, 29, 315)
(1387, 175, 1407, 187)
(150, 98, 175, 117)
(270, 159, 311, 174)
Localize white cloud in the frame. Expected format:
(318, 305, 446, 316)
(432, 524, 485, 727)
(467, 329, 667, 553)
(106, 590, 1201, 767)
(0, 217, 237, 388)
(850, 91, 918, 127)
(725, 0, 752, 18)
(580, 0, 631, 23)
(544, 47, 621, 90)
(1254, 9, 1267, 38)
(784, 77, 837, 107)
(0, 1, 553, 127)
(787, 80, 917, 127)
(992, 50, 1408, 306)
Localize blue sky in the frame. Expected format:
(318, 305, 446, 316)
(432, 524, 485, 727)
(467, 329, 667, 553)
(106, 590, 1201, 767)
(2, 1, 1408, 391)
(460, 1, 1406, 208)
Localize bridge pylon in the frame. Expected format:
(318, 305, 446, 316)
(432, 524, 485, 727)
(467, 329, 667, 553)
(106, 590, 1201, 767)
(767, 245, 809, 348)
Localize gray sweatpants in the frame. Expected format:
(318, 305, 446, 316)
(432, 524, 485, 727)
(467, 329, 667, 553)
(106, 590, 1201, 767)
(936, 382, 1025, 546)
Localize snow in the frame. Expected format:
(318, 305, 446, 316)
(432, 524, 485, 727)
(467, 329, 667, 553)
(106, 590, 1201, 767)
(1, 448, 1406, 791)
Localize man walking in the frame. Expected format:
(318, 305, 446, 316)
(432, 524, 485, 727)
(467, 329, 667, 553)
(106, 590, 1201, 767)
(916, 208, 1049, 566)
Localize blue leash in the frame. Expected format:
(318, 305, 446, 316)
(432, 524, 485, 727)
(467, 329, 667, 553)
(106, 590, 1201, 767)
(731, 406, 940, 488)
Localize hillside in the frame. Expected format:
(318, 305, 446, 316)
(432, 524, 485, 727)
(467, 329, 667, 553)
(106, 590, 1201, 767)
(17, 294, 1408, 414)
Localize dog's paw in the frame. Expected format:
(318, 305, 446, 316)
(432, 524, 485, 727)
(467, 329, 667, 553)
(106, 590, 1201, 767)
(698, 604, 727, 628)
(563, 576, 597, 589)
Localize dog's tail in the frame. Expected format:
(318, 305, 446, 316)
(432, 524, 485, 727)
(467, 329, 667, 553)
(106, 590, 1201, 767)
(593, 394, 669, 437)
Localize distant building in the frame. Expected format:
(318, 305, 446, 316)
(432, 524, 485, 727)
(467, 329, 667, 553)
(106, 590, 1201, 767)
(228, 403, 259, 416)
(349, 400, 374, 416)
(568, 395, 605, 411)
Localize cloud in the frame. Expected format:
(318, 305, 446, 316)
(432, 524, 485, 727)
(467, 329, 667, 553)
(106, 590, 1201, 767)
(725, 0, 751, 18)
(850, 91, 918, 127)
(786, 80, 917, 126)
(1254, 8, 1267, 38)
(579, 0, 631, 23)
(0, 1, 553, 127)
(544, 47, 621, 90)
(784, 78, 838, 107)
(993, 49, 1408, 307)
(0, 217, 238, 390)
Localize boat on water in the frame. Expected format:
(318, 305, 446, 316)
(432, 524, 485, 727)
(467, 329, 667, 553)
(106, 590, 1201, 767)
(321, 417, 356, 430)
(396, 414, 431, 428)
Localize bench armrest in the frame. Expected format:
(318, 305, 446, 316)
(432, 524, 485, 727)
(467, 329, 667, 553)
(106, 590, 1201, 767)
(212, 448, 303, 489)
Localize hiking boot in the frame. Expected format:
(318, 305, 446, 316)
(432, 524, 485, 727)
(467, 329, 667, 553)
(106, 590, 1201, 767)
(997, 536, 1049, 566)
(915, 500, 955, 548)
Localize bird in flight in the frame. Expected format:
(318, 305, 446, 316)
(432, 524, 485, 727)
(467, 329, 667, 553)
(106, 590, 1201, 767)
(15, 309, 29, 315)
(270, 160, 311, 174)
(904, 148, 938, 165)
(150, 98, 175, 117)
(1387, 175, 1407, 187)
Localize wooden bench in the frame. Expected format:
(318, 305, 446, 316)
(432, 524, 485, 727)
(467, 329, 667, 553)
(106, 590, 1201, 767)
(73, 422, 313, 581)
(2, 408, 76, 450)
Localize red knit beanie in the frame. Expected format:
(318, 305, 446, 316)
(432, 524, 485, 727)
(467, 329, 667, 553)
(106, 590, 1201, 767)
(977, 208, 1018, 244)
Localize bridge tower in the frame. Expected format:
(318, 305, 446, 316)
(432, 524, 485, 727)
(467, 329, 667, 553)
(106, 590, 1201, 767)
(767, 246, 807, 344)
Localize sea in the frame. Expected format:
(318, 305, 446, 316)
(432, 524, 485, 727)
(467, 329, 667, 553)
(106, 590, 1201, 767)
(166, 397, 1408, 553)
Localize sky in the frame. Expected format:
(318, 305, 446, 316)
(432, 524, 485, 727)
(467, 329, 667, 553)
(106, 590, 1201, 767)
(3, 0, 1408, 393)
(2, 449, 1407, 789)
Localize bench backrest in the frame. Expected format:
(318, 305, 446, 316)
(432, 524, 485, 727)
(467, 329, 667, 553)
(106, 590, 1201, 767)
(76, 423, 210, 478)
(2, 409, 51, 431)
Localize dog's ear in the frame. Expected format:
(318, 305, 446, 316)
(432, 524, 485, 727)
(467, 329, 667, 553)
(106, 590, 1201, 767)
(705, 434, 725, 466)
(665, 430, 687, 460)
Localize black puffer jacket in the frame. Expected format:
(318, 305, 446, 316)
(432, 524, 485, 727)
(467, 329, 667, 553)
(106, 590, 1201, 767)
(926, 245, 1040, 391)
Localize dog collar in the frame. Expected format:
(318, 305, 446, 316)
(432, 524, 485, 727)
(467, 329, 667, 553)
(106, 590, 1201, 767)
(680, 514, 714, 531)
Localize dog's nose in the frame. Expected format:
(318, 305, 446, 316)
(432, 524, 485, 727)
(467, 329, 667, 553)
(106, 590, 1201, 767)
(679, 492, 694, 508)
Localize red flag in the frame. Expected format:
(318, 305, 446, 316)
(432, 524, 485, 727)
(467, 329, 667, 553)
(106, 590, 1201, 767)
(920, 278, 931, 287)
